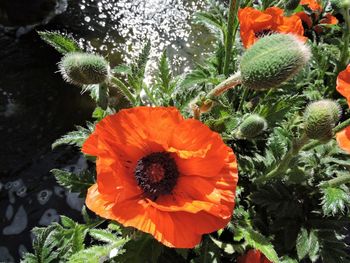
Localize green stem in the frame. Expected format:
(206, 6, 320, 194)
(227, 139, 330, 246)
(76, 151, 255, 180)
(336, 7, 350, 74)
(109, 76, 136, 105)
(302, 117, 350, 151)
(190, 72, 241, 118)
(255, 134, 309, 184)
(207, 72, 242, 99)
(223, 0, 240, 76)
(334, 117, 350, 133)
(321, 174, 350, 188)
(237, 87, 249, 112)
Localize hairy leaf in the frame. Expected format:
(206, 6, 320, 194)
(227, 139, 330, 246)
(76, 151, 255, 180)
(51, 169, 95, 197)
(38, 31, 80, 54)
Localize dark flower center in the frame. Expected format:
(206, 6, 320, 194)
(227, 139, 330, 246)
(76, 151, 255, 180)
(134, 152, 179, 200)
(255, 29, 273, 39)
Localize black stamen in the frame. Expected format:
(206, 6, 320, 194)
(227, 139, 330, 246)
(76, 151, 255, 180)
(255, 29, 273, 38)
(134, 152, 179, 200)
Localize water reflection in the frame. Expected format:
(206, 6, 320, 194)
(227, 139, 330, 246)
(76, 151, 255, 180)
(67, 0, 213, 73)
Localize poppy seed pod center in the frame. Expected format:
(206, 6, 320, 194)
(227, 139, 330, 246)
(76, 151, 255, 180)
(134, 152, 179, 200)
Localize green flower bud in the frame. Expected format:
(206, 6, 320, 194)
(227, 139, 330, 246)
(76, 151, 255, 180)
(238, 114, 267, 139)
(304, 100, 341, 142)
(240, 34, 311, 90)
(59, 52, 110, 85)
(285, 0, 301, 10)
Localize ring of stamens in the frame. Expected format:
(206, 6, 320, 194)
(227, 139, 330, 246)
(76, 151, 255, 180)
(134, 152, 179, 200)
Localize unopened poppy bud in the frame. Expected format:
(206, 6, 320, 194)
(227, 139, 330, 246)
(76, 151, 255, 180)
(238, 114, 267, 139)
(240, 34, 311, 90)
(285, 0, 301, 10)
(59, 52, 110, 85)
(304, 100, 341, 142)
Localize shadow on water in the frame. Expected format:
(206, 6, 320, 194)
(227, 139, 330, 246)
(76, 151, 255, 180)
(0, 0, 212, 261)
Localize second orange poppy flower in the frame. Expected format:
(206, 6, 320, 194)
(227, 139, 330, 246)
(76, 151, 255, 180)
(238, 7, 306, 48)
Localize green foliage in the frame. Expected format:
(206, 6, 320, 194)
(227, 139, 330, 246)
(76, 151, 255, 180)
(52, 122, 95, 149)
(321, 186, 350, 216)
(128, 40, 151, 93)
(38, 31, 81, 54)
(296, 228, 320, 262)
(22, 215, 126, 263)
(113, 234, 164, 263)
(51, 169, 95, 197)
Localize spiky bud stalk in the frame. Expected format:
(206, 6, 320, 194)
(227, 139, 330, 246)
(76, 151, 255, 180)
(285, 0, 301, 10)
(238, 114, 267, 139)
(304, 100, 341, 142)
(240, 34, 311, 90)
(59, 52, 110, 85)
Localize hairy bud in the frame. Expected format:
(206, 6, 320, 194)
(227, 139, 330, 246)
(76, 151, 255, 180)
(285, 0, 301, 10)
(240, 34, 310, 90)
(304, 100, 341, 142)
(59, 52, 110, 85)
(238, 114, 267, 139)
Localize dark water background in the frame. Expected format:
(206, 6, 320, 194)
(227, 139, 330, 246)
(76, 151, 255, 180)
(0, 0, 211, 261)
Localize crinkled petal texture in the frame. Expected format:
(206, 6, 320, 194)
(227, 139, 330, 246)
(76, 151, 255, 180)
(238, 7, 305, 48)
(336, 126, 350, 154)
(237, 250, 272, 263)
(337, 64, 350, 108)
(300, 0, 322, 12)
(82, 106, 238, 248)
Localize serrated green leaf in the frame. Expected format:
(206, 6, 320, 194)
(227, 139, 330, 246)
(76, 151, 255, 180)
(38, 31, 80, 54)
(209, 236, 235, 254)
(296, 228, 309, 260)
(244, 228, 279, 263)
(61, 216, 76, 228)
(113, 235, 163, 263)
(321, 187, 350, 216)
(51, 169, 95, 197)
(67, 245, 111, 263)
(52, 123, 94, 149)
(308, 230, 320, 262)
(89, 229, 117, 244)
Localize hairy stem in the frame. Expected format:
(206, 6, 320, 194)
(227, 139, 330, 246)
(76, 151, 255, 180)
(321, 174, 350, 188)
(256, 134, 309, 184)
(208, 72, 242, 98)
(109, 76, 136, 105)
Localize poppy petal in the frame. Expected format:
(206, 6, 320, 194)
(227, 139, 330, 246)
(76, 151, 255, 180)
(336, 65, 350, 107)
(336, 126, 350, 153)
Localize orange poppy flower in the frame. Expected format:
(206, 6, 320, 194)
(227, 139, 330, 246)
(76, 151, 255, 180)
(297, 0, 338, 33)
(237, 249, 272, 263)
(238, 7, 305, 48)
(336, 65, 350, 153)
(296, 11, 313, 28)
(82, 106, 238, 248)
(336, 127, 350, 153)
(319, 13, 338, 25)
(336, 64, 350, 107)
(300, 0, 322, 12)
